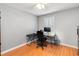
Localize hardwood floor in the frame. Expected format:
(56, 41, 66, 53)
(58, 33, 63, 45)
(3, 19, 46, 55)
(2, 42, 78, 56)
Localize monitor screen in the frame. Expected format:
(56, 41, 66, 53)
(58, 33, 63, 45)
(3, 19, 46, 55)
(44, 27, 51, 32)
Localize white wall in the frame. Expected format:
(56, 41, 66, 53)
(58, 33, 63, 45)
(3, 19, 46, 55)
(38, 7, 79, 48)
(0, 4, 37, 52)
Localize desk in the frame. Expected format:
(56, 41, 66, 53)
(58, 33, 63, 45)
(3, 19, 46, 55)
(26, 33, 56, 44)
(46, 36, 55, 44)
(26, 33, 37, 42)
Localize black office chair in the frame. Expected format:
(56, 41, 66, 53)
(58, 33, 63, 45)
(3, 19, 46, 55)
(36, 30, 47, 50)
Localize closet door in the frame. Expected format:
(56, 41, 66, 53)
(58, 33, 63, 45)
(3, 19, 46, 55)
(44, 16, 49, 27)
(44, 15, 55, 32)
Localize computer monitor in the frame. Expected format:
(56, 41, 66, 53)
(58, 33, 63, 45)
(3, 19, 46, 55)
(44, 27, 51, 32)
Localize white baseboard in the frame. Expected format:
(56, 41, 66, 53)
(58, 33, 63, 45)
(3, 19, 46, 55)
(1, 40, 33, 55)
(1, 43, 27, 55)
(60, 43, 78, 49)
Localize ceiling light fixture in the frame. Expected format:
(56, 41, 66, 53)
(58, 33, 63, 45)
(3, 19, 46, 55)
(35, 3, 46, 10)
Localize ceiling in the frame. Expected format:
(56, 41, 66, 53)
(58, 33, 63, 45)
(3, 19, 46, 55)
(5, 3, 79, 16)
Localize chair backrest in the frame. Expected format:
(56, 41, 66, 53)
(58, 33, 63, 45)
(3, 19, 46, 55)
(37, 30, 43, 35)
(37, 30, 44, 39)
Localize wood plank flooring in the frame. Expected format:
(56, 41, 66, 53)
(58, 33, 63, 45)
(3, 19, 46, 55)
(2, 43, 78, 56)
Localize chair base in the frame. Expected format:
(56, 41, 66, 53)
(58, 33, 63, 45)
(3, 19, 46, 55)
(36, 43, 47, 50)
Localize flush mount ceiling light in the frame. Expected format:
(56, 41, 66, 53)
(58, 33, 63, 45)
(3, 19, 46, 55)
(35, 3, 47, 10)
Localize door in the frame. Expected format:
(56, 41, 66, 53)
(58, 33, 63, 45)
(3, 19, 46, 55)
(77, 26, 79, 55)
(0, 11, 1, 55)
